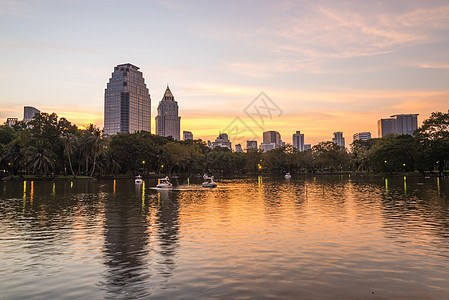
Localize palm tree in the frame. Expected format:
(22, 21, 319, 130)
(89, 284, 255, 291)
(61, 133, 77, 177)
(88, 127, 102, 177)
(24, 141, 55, 175)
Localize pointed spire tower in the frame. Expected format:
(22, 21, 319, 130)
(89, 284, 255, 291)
(155, 85, 181, 140)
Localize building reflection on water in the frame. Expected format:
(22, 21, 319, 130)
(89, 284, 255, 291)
(102, 181, 179, 298)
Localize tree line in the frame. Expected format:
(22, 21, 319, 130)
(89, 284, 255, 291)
(0, 110, 448, 177)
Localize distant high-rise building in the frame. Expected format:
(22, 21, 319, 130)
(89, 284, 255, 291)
(263, 131, 282, 148)
(6, 118, 18, 127)
(378, 114, 418, 137)
(392, 114, 419, 136)
(246, 141, 258, 151)
(332, 132, 345, 148)
(183, 131, 193, 141)
(104, 63, 151, 136)
(260, 143, 276, 152)
(304, 144, 312, 151)
(23, 106, 40, 124)
(353, 132, 371, 142)
(208, 133, 231, 149)
(378, 118, 395, 137)
(155, 86, 181, 140)
(235, 144, 243, 153)
(292, 131, 305, 151)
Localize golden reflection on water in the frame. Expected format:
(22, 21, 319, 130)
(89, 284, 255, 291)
(141, 181, 145, 211)
(404, 176, 407, 196)
(1, 177, 449, 299)
(30, 181, 34, 205)
(437, 177, 441, 196)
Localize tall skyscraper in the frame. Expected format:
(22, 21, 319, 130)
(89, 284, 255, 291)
(377, 114, 418, 137)
(263, 131, 282, 148)
(23, 106, 40, 124)
(292, 131, 305, 151)
(353, 132, 371, 142)
(183, 131, 193, 140)
(155, 86, 181, 140)
(332, 132, 345, 148)
(104, 63, 151, 136)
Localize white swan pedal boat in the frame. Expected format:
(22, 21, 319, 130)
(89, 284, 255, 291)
(135, 175, 143, 184)
(202, 175, 218, 188)
(156, 176, 173, 188)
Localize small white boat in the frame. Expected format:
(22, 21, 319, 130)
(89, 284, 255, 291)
(156, 176, 173, 188)
(135, 175, 143, 184)
(285, 172, 292, 179)
(202, 175, 218, 188)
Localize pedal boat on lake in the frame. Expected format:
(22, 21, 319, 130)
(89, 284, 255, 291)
(135, 175, 143, 184)
(156, 176, 173, 188)
(202, 175, 218, 188)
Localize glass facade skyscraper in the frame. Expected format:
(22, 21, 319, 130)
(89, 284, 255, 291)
(104, 63, 151, 136)
(155, 86, 181, 140)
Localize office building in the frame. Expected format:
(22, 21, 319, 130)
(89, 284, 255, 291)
(392, 114, 419, 136)
(6, 118, 18, 127)
(155, 86, 181, 140)
(304, 144, 311, 151)
(246, 141, 258, 151)
(183, 131, 193, 141)
(208, 133, 231, 149)
(378, 114, 418, 137)
(353, 132, 371, 142)
(260, 143, 276, 152)
(23, 106, 40, 124)
(263, 131, 282, 148)
(235, 144, 243, 153)
(292, 131, 305, 151)
(104, 63, 151, 136)
(332, 132, 345, 148)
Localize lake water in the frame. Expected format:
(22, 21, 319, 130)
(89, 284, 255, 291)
(1, 175, 449, 299)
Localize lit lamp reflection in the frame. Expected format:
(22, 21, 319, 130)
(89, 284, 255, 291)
(142, 181, 145, 211)
(23, 181, 27, 211)
(385, 178, 389, 196)
(52, 182, 56, 197)
(403, 176, 407, 196)
(437, 177, 440, 197)
(30, 181, 34, 205)
(113, 180, 116, 195)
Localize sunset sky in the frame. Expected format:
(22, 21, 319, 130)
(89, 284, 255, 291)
(1, 0, 448, 146)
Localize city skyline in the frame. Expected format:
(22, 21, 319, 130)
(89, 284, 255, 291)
(1, 1, 448, 145)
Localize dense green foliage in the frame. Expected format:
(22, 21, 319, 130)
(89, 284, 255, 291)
(1, 110, 448, 177)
